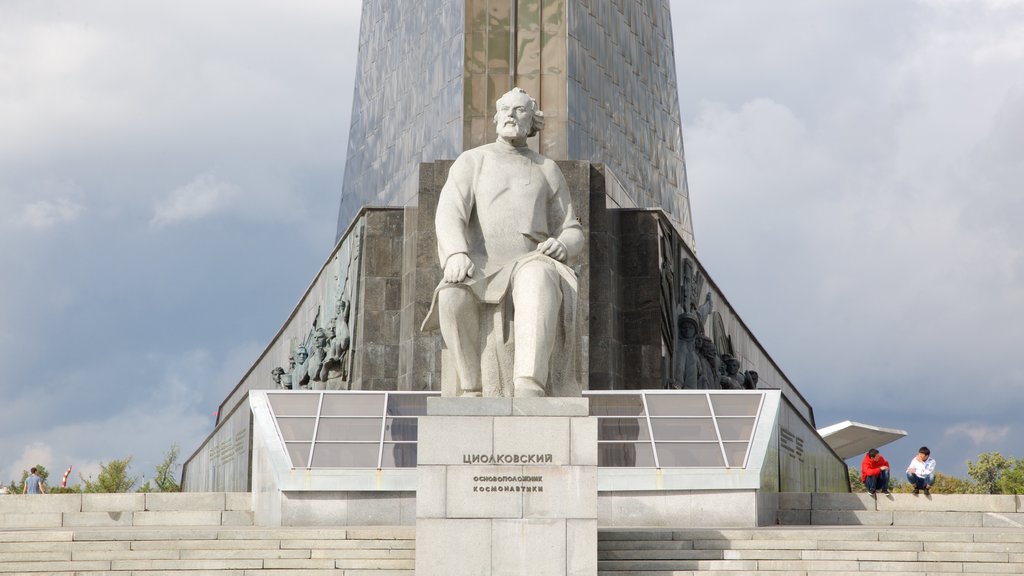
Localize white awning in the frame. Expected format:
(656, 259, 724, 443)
(817, 420, 907, 460)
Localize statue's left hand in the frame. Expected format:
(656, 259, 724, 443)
(443, 253, 475, 283)
(538, 237, 567, 262)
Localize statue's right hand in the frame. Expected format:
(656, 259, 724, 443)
(443, 253, 475, 283)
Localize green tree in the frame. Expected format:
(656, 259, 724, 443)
(47, 484, 82, 494)
(968, 452, 1010, 494)
(82, 457, 138, 493)
(152, 444, 181, 492)
(996, 458, 1024, 494)
(931, 472, 976, 494)
(848, 466, 866, 492)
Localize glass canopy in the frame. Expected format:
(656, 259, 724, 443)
(265, 390, 765, 470)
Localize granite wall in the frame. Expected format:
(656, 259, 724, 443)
(187, 161, 830, 490)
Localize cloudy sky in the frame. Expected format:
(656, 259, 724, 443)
(1, 0, 1021, 485)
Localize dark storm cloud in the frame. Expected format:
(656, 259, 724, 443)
(674, 0, 1024, 475)
(0, 0, 360, 480)
(1, 1, 1021, 482)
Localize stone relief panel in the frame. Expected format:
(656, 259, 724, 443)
(659, 217, 758, 391)
(272, 222, 362, 391)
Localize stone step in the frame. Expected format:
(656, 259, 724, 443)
(596, 526, 1024, 575)
(0, 525, 415, 575)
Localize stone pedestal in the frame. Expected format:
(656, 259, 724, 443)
(415, 397, 597, 576)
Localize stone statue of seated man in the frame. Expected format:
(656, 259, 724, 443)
(421, 87, 584, 398)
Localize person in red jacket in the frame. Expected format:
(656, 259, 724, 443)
(861, 448, 891, 496)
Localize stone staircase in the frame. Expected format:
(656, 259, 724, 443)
(598, 526, 1024, 575)
(0, 526, 415, 574)
(4, 492, 1024, 574)
(597, 493, 1024, 575)
(0, 493, 413, 574)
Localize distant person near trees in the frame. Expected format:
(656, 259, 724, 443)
(861, 448, 891, 496)
(906, 446, 936, 495)
(23, 467, 45, 494)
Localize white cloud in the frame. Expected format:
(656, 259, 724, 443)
(8, 442, 54, 481)
(150, 173, 239, 228)
(944, 423, 1011, 446)
(17, 197, 83, 229)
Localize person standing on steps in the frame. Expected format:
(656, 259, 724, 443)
(861, 448, 891, 496)
(906, 446, 936, 495)
(22, 467, 45, 494)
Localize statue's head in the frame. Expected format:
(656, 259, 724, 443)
(494, 87, 544, 139)
(746, 371, 759, 388)
(271, 367, 285, 383)
(723, 355, 740, 375)
(314, 328, 328, 346)
(678, 313, 700, 340)
(295, 345, 308, 363)
(698, 336, 717, 358)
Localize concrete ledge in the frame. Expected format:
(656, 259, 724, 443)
(279, 491, 415, 527)
(0, 530, 73, 543)
(982, 512, 1024, 528)
(810, 492, 874, 511)
(777, 493, 811, 510)
(62, 511, 133, 527)
(0, 560, 111, 572)
(877, 493, 1016, 512)
(427, 397, 591, 417)
(0, 550, 72, 562)
(221, 510, 255, 526)
(512, 397, 589, 416)
(892, 510, 984, 527)
(225, 492, 253, 511)
(0, 512, 63, 528)
(0, 494, 81, 513)
(427, 397, 511, 416)
(347, 526, 415, 539)
(70, 527, 219, 540)
(132, 510, 224, 526)
(145, 492, 225, 511)
(73, 548, 179, 560)
(776, 510, 810, 525)
(810, 510, 893, 526)
(599, 491, 759, 528)
(81, 493, 144, 512)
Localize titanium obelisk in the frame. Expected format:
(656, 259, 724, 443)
(336, 0, 695, 251)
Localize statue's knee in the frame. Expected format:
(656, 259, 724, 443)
(517, 260, 559, 288)
(438, 286, 477, 318)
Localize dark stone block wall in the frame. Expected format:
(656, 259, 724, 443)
(350, 210, 405, 391)
(204, 162, 816, 415)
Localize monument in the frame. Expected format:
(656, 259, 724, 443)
(422, 87, 583, 399)
(183, 0, 891, 550)
(416, 87, 596, 575)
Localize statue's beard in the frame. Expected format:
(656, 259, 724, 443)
(498, 122, 528, 139)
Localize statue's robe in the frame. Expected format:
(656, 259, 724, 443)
(421, 139, 584, 397)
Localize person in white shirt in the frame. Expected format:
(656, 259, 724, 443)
(906, 446, 936, 495)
